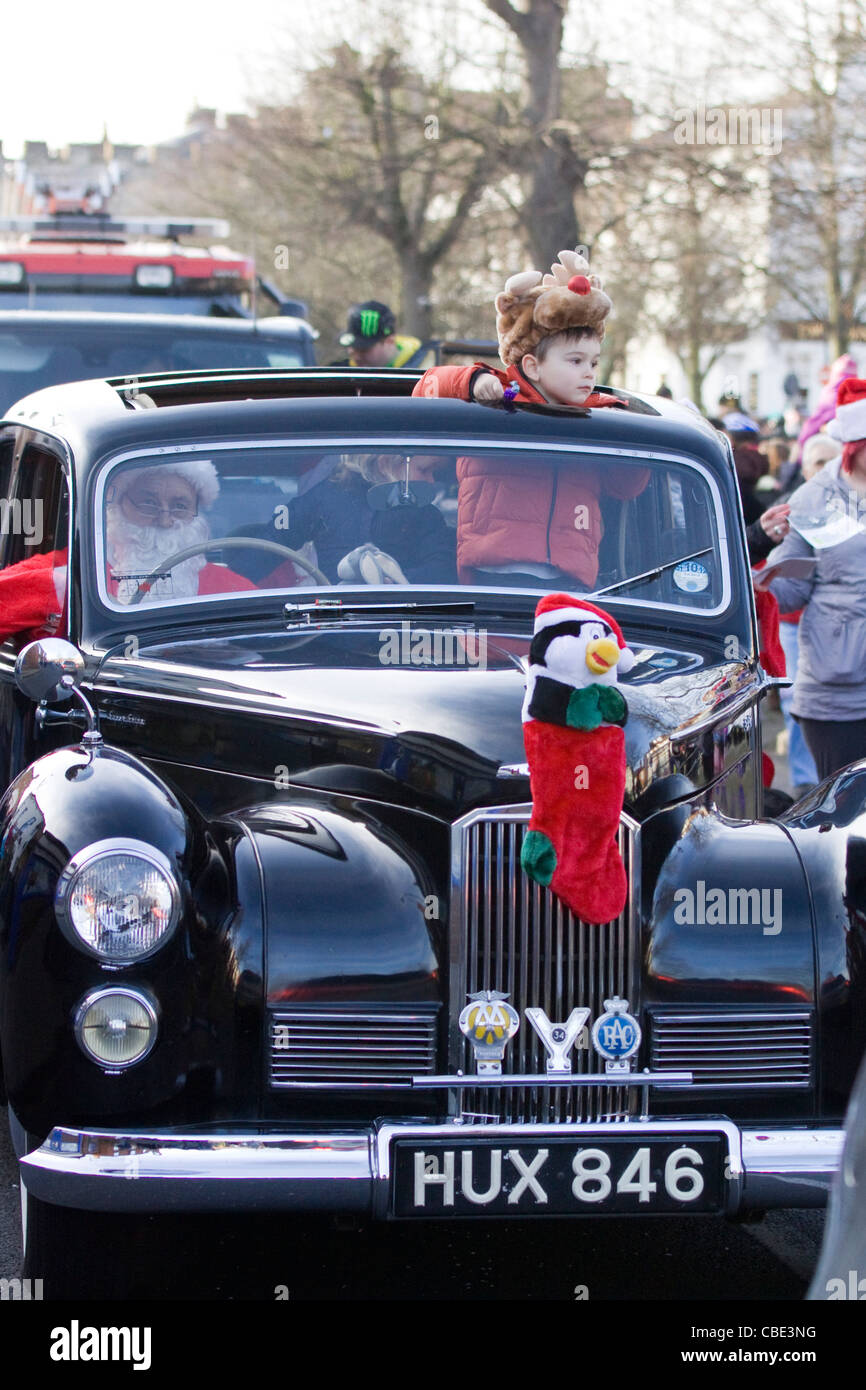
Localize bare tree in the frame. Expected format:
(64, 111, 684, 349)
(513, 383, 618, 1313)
(482, 0, 584, 262)
(225, 40, 510, 340)
(760, 6, 866, 356)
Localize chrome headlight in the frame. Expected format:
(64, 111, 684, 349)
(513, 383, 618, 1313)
(75, 988, 158, 1067)
(56, 839, 180, 961)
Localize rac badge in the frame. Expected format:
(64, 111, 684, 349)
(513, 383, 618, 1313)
(459, 991, 520, 1075)
(591, 996, 641, 1075)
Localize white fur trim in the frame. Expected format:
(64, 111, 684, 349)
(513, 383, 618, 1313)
(533, 602, 602, 634)
(111, 459, 221, 509)
(830, 398, 866, 442)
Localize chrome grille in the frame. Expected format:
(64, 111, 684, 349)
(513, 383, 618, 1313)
(650, 1012, 813, 1087)
(450, 806, 639, 1124)
(269, 1008, 438, 1088)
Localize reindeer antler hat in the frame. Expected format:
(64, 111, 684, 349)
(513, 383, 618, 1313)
(494, 249, 612, 368)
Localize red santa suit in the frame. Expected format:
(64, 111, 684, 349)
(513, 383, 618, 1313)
(0, 549, 256, 642)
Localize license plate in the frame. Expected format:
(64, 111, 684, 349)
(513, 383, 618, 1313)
(393, 1136, 726, 1216)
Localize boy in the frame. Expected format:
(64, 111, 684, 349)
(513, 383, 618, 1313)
(412, 249, 647, 589)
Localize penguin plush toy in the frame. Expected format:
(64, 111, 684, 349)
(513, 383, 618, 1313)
(520, 593, 634, 925)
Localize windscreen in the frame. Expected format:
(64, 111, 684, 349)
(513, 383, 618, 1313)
(92, 442, 728, 615)
(0, 324, 309, 408)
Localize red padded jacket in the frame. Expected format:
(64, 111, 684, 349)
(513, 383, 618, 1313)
(412, 364, 648, 587)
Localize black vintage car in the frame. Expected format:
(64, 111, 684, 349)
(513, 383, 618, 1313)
(0, 367, 858, 1292)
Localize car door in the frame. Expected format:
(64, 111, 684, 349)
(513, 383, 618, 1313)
(0, 435, 71, 790)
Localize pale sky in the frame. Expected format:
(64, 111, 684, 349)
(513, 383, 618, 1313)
(0, 0, 820, 158)
(1, 0, 321, 155)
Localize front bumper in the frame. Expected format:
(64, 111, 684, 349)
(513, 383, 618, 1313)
(19, 1119, 843, 1215)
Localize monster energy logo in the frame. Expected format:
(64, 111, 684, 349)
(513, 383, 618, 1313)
(359, 308, 381, 336)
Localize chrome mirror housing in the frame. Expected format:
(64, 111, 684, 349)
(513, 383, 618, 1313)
(15, 639, 85, 703)
(15, 639, 101, 745)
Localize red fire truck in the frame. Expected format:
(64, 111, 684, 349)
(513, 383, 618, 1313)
(0, 198, 304, 319)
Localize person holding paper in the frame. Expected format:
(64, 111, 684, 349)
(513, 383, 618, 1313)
(760, 378, 866, 780)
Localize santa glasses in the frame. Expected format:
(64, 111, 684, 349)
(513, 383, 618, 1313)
(120, 490, 198, 522)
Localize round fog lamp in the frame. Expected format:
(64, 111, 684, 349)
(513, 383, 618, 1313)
(75, 989, 157, 1068)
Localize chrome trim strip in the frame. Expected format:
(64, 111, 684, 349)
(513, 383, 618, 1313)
(21, 1130, 376, 1213)
(19, 1123, 843, 1214)
(410, 1071, 693, 1088)
(740, 1129, 843, 1209)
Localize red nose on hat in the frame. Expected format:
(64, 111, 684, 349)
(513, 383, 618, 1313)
(568, 275, 591, 295)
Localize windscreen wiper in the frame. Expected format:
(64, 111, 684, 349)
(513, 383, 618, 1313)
(592, 547, 714, 598)
(284, 598, 476, 626)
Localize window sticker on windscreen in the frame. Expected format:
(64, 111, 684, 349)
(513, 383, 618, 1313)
(672, 560, 709, 593)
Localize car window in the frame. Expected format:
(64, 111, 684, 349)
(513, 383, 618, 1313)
(92, 443, 728, 618)
(0, 441, 69, 637)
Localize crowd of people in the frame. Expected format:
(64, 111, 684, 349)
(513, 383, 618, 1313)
(708, 356, 865, 792)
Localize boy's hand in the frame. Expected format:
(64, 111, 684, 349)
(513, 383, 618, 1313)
(472, 373, 505, 404)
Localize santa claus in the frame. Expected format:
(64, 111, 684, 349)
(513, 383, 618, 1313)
(0, 459, 255, 640)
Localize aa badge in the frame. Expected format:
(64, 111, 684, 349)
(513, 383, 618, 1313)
(459, 990, 520, 1074)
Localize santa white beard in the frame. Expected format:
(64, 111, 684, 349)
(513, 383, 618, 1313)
(107, 510, 211, 604)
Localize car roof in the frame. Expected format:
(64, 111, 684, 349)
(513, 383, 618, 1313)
(1, 368, 731, 482)
(0, 309, 313, 336)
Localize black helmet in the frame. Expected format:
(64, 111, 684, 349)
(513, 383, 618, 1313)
(339, 300, 396, 347)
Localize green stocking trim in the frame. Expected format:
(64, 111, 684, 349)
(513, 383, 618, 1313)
(521, 829, 557, 886)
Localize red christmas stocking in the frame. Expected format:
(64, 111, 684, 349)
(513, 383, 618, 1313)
(521, 719, 628, 925)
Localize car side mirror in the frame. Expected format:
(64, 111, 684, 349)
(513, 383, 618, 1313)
(15, 639, 101, 746)
(15, 638, 85, 703)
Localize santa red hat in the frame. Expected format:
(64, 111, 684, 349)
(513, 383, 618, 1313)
(827, 377, 866, 443)
(107, 459, 221, 509)
(532, 592, 636, 672)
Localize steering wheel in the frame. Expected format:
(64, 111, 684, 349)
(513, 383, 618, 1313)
(125, 536, 331, 605)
